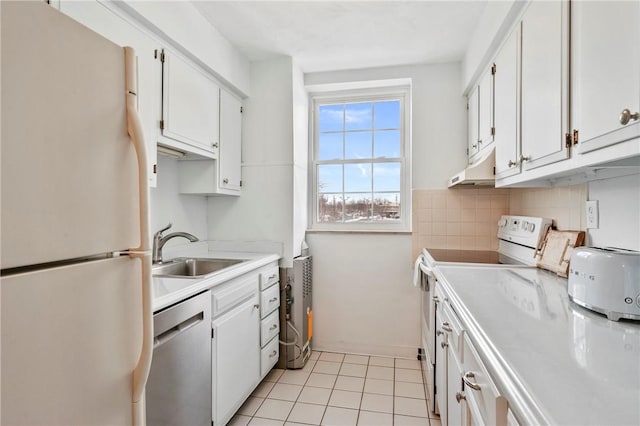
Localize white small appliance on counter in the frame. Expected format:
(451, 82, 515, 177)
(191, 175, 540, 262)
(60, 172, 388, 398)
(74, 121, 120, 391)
(568, 247, 640, 321)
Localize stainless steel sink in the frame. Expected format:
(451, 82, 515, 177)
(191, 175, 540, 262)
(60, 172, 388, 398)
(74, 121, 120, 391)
(152, 258, 245, 278)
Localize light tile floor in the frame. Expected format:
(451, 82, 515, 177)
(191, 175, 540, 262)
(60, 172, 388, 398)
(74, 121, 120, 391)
(229, 351, 441, 426)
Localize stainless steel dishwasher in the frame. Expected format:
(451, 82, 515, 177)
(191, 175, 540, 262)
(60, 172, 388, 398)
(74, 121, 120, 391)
(146, 290, 211, 426)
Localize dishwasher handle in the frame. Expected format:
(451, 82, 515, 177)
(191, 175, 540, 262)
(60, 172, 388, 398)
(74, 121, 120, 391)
(154, 312, 204, 348)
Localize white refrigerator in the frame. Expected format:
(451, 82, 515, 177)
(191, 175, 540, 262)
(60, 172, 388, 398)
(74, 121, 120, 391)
(1, 2, 153, 425)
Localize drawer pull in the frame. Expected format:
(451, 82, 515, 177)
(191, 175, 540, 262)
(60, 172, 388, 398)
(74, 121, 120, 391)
(269, 324, 278, 331)
(269, 350, 277, 358)
(432, 296, 440, 303)
(254, 304, 260, 310)
(268, 273, 278, 280)
(436, 330, 444, 337)
(442, 322, 452, 333)
(463, 371, 481, 391)
(268, 297, 278, 303)
(455, 391, 466, 403)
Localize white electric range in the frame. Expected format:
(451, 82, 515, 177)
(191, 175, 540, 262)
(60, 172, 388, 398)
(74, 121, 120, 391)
(414, 215, 552, 413)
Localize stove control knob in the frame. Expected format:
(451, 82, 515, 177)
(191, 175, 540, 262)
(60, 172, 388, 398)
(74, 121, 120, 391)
(528, 223, 535, 232)
(521, 220, 528, 230)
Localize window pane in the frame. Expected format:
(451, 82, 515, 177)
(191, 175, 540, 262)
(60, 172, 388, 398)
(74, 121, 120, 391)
(374, 100, 400, 129)
(345, 131, 372, 159)
(345, 103, 372, 131)
(318, 164, 342, 193)
(319, 104, 343, 132)
(373, 193, 401, 220)
(373, 163, 401, 192)
(374, 130, 401, 158)
(344, 193, 372, 221)
(344, 163, 371, 192)
(318, 132, 343, 160)
(318, 193, 343, 223)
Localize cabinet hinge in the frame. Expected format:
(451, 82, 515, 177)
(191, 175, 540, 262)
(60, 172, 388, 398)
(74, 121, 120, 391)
(153, 164, 157, 174)
(491, 127, 495, 136)
(240, 106, 244, 113)
(565, 133, 571, 148)
(239, 180, 243, 187)
(160, 49, 165, 63)
(211, 329, 215, 339)
(160, 119, 165, 130)
(573, 129, 579, 145)
(491, 63, 497, 75)
(466, 103, 469, 111)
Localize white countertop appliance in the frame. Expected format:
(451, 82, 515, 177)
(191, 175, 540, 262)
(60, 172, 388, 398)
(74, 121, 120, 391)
(568, 247, 640, 321)
(413, 215, 552, 413)
(1, 2, 152, 425)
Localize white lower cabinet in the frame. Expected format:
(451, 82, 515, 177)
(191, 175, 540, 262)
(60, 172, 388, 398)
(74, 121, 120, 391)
(211, 273, 261, 426)
(210, 261, 280, 426)
(435, 282, 509, 426)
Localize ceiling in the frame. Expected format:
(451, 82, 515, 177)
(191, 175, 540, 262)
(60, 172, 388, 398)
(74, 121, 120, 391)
(193, 1, 487, 73)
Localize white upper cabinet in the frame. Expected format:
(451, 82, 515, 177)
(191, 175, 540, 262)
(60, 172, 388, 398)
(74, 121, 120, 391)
(520, 0, 570, 171)
(467, 86, 480, 159)
(160, 50, 220, 158)
(58, 0, 160, 187)
(494, 26, 521, 179)
(572, 0, 640, 154)
(468, 65, 495, 161)
(218, 89, 243, 193)
(478, 65, 495, 154)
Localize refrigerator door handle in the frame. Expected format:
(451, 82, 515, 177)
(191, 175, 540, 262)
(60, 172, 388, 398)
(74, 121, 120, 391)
(125, 46, 153, 426)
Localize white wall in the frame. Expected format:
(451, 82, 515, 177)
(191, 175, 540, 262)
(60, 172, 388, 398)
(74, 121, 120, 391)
(306, 233, 418, 357)
(116, 0, 251, 96)
(207, 57, 303, 267)
(587, 174, 640, 250)
(150, 156, 208, 248)
(292, 61, 309, 258)
(304, 63, 465, 355)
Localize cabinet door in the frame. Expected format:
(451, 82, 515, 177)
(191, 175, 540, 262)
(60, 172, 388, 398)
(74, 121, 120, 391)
(161, 50, 220, 156)
(520, 0, 570, 170)
(447, 347, 464, 426)
(478, 66, 495, 154)
(58, 0, 160, 187)
(212, 296, 260, 426)
(494, 26, 521, 179)
(573, 1, 640, 153)
(468, 86, 480, 159)
(435, 311, 448, 425)
(219, 89, 243, 192)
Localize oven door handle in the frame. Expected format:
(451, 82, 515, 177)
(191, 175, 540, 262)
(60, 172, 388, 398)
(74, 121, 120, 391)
(419, 262, 435, 279)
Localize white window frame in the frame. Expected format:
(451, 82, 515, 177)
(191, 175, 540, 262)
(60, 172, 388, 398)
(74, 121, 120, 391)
(308, 86, 411, 232)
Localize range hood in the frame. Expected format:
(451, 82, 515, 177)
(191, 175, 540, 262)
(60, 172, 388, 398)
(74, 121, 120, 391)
(448, 147, 495, 187)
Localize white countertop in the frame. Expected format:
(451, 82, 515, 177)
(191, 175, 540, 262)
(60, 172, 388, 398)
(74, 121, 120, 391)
(434, 265, 640, 426)
(152, 242, 280, 312)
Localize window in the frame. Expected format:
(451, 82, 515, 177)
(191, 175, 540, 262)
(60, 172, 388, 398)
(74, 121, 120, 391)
(310, 88, 411, 231)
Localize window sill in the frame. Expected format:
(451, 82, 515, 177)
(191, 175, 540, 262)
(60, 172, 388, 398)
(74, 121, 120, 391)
(305, 229, 411, 235)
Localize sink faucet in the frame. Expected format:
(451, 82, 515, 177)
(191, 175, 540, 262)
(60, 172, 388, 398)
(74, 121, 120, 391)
(152, 223, 199, 264)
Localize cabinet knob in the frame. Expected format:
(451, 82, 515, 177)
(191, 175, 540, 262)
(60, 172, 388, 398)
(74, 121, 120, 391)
(269, 350, 277, 358)
(508, 159, 518, 168)
(455, 391, 466, 403)
(440, 341, 449, 349)
(223, 178, 229, 184)
(619, 108, 640, 125)
(472, 144, 478, 149)
(520, 155, 531, 163)
(254, 304, 260, 310)
(269, 324, 278, 331)
(442, 324, 453, 333)
(212, 142, 219, 148)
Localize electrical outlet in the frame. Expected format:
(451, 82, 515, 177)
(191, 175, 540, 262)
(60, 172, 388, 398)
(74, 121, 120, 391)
(586, 200, 599, 229)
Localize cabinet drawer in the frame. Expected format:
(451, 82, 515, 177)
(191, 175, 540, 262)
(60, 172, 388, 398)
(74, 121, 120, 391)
(261, 309, 280, 347)
(261, 336, 279, 377)
(462, 333, 508, 426)
(212, 274, 258, 317)
(261, 284, 280, 319)
(441, 301, 464, 358)
(259, 266, 279, 290)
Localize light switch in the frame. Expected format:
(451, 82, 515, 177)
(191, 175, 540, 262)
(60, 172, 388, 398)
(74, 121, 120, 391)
(586, 200, 599, 229)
